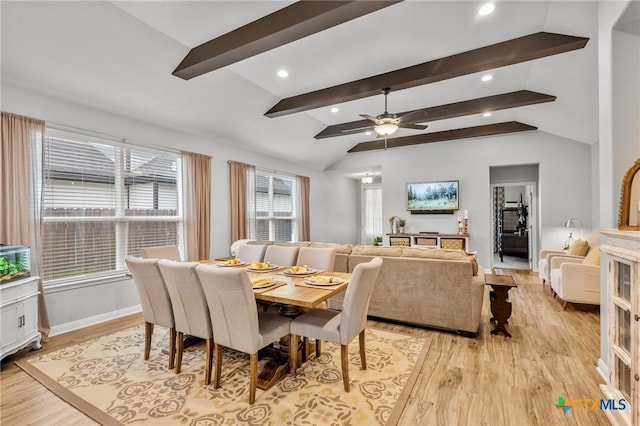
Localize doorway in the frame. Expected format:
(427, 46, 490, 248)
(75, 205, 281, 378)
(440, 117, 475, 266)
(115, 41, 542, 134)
(489, 165, 539, 271)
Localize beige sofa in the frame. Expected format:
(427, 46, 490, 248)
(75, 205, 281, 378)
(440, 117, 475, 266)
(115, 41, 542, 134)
(245, 241, 485, 336)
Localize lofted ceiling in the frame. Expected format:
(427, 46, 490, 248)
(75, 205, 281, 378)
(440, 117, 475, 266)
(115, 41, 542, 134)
(1, 1, 603, 171)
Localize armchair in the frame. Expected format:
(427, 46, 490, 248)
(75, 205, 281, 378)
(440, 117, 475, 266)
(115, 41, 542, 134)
(549, 255, 600, 310)
(538, 231, 600, 285)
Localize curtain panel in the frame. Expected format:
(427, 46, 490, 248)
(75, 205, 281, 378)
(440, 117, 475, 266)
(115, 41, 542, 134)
(229, 161, 256, 243)
(1, 111, 51, 340)
(297, 175, 310, 241)
(181, 151, 212, 262)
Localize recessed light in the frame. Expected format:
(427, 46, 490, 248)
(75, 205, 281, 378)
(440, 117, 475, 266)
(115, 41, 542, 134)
(365, 131, 372, 136)
(331, 107, 339, 113)
(277, 69, 289, 78)
(481, 74, 493, 82)
(483, 112, 492, 117)
(478, 3, 495, 16)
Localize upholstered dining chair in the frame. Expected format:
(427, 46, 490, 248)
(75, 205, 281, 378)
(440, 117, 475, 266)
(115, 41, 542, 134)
(141, 245, 181, 261)
(158, 260, 214, 384)
(235, 244, 267, 263)
(289, 257, 383, 392)
(195, 265, 293, 404)
(263, 245, 299, 267)
(295, 246, 336, 271)
(125, 256, 176, 370)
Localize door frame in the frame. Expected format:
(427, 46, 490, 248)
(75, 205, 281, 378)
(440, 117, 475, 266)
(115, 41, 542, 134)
(489, 181, 539, 271)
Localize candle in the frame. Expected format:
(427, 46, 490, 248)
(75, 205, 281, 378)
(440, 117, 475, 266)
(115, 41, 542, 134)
(464, 210, 468, 219)
(457, 216, 461, 222)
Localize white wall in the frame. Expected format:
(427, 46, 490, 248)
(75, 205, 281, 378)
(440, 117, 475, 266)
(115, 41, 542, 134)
(327, 130, 593, 269)
(2, 84, 359, 330)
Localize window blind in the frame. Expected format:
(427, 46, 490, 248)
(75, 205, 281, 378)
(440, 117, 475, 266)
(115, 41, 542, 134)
(42, 132, 182, 282)
(254, 171, 297, 242)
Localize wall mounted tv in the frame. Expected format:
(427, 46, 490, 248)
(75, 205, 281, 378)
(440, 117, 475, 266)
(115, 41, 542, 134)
(406, 180, 459, 214)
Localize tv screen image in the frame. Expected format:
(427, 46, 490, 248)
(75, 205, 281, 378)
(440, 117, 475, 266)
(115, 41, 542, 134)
(406, 181, 459, 212)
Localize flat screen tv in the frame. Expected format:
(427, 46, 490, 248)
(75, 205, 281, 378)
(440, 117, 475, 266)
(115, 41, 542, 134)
(406, 180, 459, 213)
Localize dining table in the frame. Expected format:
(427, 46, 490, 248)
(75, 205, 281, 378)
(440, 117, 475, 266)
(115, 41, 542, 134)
(203, 259, 352, 389)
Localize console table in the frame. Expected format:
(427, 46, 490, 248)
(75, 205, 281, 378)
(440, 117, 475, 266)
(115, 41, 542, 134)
(387, 233, 470, 251)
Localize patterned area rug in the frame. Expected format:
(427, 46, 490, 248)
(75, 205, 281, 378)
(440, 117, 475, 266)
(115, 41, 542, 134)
(17, 325, 429, 426)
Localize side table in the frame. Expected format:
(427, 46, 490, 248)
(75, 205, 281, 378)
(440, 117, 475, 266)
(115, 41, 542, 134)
(485, 274, 517, 338)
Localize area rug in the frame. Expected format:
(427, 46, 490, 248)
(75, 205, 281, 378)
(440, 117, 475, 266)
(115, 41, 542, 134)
(17, 325, 429, 426)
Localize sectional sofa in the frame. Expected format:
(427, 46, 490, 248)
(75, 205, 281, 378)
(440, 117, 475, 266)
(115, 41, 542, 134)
(246, 240, 485, 336)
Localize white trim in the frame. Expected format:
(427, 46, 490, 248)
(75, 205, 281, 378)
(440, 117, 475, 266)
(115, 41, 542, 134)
(44, 273, 129, 292)
(49, 304, 142, 337)
(597, 358, 609, 383)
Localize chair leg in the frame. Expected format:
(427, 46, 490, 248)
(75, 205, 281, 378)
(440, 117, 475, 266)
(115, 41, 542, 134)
(302, 337, 308, 362)
(315, 339, 321, 358)
(175, 331, 184, 373)
(144, 322, 153, 360)
(340, 344, 350, 392)
(359, 330, 366, 370)
(205, 338, 214, 386)
(289, 334, 297, 377)
(168, 327, 176, 370)
(249, 352, 258, 404)
(562, 301, 569, 311)
(213, 343, 222, 389)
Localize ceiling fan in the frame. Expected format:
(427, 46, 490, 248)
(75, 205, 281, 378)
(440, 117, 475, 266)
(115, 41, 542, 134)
(359, 88, 428, 138)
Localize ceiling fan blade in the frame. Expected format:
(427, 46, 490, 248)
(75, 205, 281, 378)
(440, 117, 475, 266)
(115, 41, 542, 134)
(397, 109, 428, 124)
(342, 124, 374, 133)
(359, 114, 379, 123)
(399, 123, 428, 130)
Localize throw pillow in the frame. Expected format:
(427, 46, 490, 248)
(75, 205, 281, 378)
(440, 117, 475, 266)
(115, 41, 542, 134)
(582, 246, 601, 266)
(568, 239, 589, 257)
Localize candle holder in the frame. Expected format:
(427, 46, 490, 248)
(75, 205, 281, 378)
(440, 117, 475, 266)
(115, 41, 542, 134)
(463, 218, 468, 235)
(457, 217, 464, 235)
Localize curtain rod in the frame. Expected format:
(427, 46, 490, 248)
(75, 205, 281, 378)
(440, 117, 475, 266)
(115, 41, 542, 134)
(227, 160, 296, 178)
(46, 121, 180, 154)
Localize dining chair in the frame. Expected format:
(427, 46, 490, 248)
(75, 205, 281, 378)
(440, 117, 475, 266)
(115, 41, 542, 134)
(289, 257, 382, 392)
(195, 265, 293, 404)
(296, 246, 336, 271)
(158, 260, 214, 384)
(235, 244, 267, 263)
(125, 256, 176, 370)
(141, 245, 182, 261)
(263, 245, 299, 267)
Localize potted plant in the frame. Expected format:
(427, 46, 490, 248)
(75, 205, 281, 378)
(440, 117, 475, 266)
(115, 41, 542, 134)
(373, 236, 383, 246)
(398, 219, 406, 234)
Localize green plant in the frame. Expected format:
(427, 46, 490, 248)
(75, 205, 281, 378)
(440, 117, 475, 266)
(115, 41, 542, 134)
(0, 256, 25, 278)
(398, 219, 406, 227)
(373, 236, 383, 243)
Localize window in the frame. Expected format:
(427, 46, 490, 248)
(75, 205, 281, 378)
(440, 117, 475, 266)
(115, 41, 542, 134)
(41, 130, 182, 283)
(252, 171, 297, 242)
(361, 184, 383, 244)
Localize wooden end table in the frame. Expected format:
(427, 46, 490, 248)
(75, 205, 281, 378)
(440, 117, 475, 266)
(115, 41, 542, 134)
(485, 274, 517, 338)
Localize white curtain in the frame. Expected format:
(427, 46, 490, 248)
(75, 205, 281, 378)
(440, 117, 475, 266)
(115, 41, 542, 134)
(362, 185, 383, 244)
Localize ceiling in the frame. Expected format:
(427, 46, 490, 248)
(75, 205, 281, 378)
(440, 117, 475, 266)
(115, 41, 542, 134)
(0, 1, 615, 172)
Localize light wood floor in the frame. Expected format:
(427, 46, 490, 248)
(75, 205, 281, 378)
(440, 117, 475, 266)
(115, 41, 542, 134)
(1, 269, 608, 425)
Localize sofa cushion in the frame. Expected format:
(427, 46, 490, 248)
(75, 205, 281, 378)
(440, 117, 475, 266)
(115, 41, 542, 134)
(310, 242, 352, 254)
(568, 239, 589, 256)
(401, 247, 479, 275)
(582, 246, 601, 266)
(351, 245, 403, 257)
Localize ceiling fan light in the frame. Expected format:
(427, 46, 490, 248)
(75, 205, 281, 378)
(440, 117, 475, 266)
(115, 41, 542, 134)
(375, 123, 398, 136)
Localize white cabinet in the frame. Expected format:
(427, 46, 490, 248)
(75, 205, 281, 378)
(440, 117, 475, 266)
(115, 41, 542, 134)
(0, 276, 41, 362)
(601, 230, 640, 426)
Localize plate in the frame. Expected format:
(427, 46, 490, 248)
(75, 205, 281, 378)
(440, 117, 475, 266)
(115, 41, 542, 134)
(304, 276, 344, 286)
(247, 263, 279, 272)
(283, 267, 317, 276)
(251, 278, 276, 289)
(217, 260, 247, 267)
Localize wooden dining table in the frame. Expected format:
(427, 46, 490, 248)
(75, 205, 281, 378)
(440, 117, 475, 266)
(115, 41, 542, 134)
(203, 261, 352, 389)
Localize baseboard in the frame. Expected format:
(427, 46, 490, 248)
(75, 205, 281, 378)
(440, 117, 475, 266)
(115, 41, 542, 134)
(596, 358, 609, 383)
(49, 305, 142, 337)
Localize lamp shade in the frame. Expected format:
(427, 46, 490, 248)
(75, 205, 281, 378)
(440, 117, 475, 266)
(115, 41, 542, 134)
(564, 217, 583, 228)
(374, 122, 398, 136)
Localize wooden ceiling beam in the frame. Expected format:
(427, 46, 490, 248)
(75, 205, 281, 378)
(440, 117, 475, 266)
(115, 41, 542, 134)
(315, 90, 555, 139)
(172, 1, 401, 80)
(347, 121, 537, 153)
(266, 32, 588, 117)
